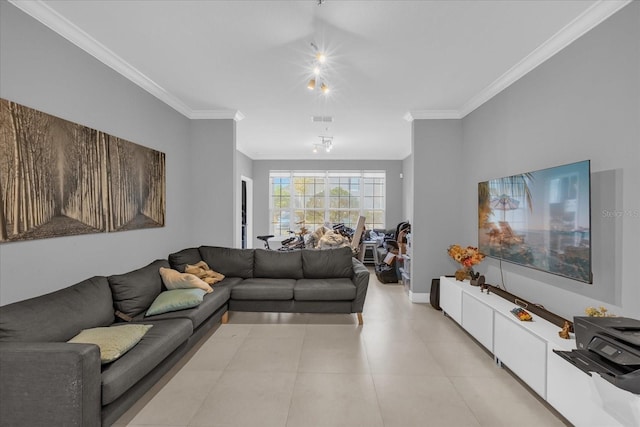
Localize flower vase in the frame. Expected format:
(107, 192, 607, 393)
(454, 266, 474, 282)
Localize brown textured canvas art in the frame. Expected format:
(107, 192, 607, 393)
(0, 98, 165, 243)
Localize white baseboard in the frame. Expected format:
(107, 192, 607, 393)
(409, 291, 429, 303)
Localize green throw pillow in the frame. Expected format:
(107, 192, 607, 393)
(68, 324, 153, 364)
(145, 288, 206, 316)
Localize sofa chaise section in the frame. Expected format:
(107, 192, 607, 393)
(0, 276, 115, 426)
(0, 259, 230, 427)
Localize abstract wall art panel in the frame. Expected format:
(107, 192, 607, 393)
(0, 98, 165, 243)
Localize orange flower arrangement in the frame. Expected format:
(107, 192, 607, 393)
(447, 244, 485, 268)
(448, 244, 485, 281)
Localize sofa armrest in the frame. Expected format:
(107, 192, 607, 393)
(0, 342, 102, 427)
(351, 258, 370, 313)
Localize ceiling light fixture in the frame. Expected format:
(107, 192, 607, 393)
(307, 78, 316, 90)
(307, 42, 329, 95)
(313, 135, 333, 153)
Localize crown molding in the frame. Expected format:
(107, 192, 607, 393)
(189, 110, 245, 121)
(458, 0, 632, 118)
(8, 0, 195, 117)
(404, 110, 462, 121)
(10, 0, 247, 121)
(10, 0, 631, 123)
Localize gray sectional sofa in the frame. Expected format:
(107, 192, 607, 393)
(0, 246, 369, 427)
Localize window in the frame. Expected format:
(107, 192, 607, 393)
(269, 171, 385, 235)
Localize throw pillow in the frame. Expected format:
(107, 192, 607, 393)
(185, 261, 225, 285)
(68, 324, 153, 364)
(145, 288, 206, 317)
(159, 267, 213, 293)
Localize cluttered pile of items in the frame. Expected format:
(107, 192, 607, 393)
(258, 218, 413, 286)
(306, 223, 357, 249)
(367, 221, 411, 284)
(259, 216, 366, 253)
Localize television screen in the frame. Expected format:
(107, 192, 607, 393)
(478, 160, 591, 283)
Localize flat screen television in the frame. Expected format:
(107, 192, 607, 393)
(478, 160, 592, 283)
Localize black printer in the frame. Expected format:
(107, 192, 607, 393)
(554, 316, 640, 394)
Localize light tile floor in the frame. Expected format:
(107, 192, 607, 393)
(114, 269, 569, 427)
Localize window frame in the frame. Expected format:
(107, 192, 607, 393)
(269, 170, 386, 235)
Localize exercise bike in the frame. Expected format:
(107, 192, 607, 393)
(257, 234, 275, 249)
(258, 222, 308, 251)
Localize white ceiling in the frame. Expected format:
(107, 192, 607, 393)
(11, 0, 629, 160)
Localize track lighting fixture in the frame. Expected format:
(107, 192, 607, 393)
(313, 136, 333, 153)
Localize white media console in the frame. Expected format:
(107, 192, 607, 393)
(439, 276, 639, 426)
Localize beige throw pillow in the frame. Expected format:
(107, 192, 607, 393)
(159, 267, 213, 293)
(185, 261, 225, 285)
(68, 324, 153, 364)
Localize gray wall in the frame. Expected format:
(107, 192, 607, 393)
(0, 2, 193, 305)
(189, 119, 237, 247)
(410, 120, 464, 297)
(237, 151, 253, 180)
(411, 3, 639, 318)
(252, 159, 404, 248)
(402, 153, 414, 223)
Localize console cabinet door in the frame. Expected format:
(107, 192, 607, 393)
(461, 292, 493, 352)
(494, 312, 547, 398)
(439, 277, 462, 324)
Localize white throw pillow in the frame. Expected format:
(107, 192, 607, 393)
(159, 267, 213, 293)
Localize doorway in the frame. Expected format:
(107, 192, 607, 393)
(240, 176, 253, 248)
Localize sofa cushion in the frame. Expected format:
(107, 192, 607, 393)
(199, 246, 254, 278)
(294, 278, 357, 301)
(254, 249, 303, 279)
(101, 318, 192, 405)
(0, 276, 114, 342)
(145, 289, 206, 317)
(302, 247, 354, 279)
(68, 324, 153, 364)
(211, 276, 244, 291)
(138, 287, 230, 329)
(108, 259, 169, 318)
(230, 278, 295, 300)
(168, 247, 202, 273)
